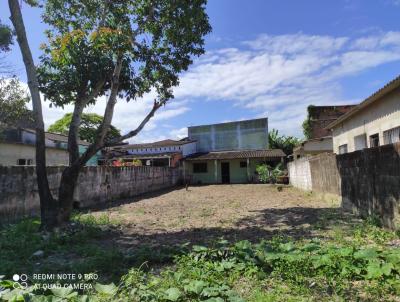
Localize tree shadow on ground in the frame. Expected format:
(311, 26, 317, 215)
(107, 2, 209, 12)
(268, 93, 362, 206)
(111, 206, 362, 251)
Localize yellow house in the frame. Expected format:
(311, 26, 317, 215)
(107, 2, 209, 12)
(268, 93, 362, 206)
(0, 128, 90, 166)
(327, 76, 400, 154)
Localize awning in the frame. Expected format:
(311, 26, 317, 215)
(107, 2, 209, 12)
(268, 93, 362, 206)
(184, 149, 285, 161)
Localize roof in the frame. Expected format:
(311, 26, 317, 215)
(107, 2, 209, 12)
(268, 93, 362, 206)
(327, 75, 400, 129)
(104, 152, 180, 161)
(23, 128, 91, 146)
(185, 149, 285, 161)
(116, 139, 196, 149)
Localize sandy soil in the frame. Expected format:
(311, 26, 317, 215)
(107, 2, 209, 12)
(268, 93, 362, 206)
(87, 185, 343, 248)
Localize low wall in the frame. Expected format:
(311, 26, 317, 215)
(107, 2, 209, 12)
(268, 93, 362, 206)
(288, 143, 400, 228)
(288, 157, 312, 191)
(0, 166, 181, 223)
(337, 143, 400, 228)
(309, 153, 340, 196)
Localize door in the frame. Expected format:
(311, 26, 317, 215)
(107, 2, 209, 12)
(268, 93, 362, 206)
(221, 162, 230, 183)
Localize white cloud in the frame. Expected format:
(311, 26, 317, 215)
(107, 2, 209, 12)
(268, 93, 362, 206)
(170, 127, 188, 140)
(24, 30, 400, 140)
(172, 31, 400, 137)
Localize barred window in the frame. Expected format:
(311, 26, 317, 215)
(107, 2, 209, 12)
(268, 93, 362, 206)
(369, 133, 380, 148)
(383, 126, 400, 145)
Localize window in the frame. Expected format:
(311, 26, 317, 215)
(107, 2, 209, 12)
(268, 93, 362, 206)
(338, 144, 348, 154)
(17, 159, 26, 165)
(17, 159, 32, 165)
(369, 133, 380, 147)
(240, 161, 247, 168)
(383, 126, 400, 145)
(354, 134, 367, 151)
(193, 162, 207, 173)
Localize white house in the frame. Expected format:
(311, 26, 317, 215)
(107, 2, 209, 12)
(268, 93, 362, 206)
(327, 75, 400, 154)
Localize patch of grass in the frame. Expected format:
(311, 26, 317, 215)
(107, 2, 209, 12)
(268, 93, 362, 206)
(1, 210, 400, 301)
(3, 230, 400, 301)
(72, 212, 120, 226)
(199, 208, 214, 218)
(134, 208, 146, 216)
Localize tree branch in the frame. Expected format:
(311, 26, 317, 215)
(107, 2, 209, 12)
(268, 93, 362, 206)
(67, 78, 106, 164)
(105, 98, 166, 147)
(73, 58, 123, 167)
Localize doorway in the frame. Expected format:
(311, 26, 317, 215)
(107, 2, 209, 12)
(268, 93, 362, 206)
(221, 162, 230, 183)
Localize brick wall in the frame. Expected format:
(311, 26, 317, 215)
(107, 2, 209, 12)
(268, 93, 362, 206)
(0, 166, 182, 223)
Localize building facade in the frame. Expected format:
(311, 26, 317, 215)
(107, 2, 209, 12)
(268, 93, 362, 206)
(188, 118, 268, 152)
(293, 136, 333, 159)
(105, 139, 197, 167)
(294, 105, 355, 159)
(328, 76, 400, 154)
(0, 128, 98, 166)
(184, 118, 285, 184)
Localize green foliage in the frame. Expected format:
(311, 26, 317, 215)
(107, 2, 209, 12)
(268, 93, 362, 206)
(3, 235, 400, 301)
(268, 129, 300, 155)
(48, 112, 121, 143)
(38, 0, 211, 107)
(0, 21, 13, 52)
(0, 77, 33, 131)
(256, 163, 284, 184)
(2, 215, 400, 301)
(302, 105, 315, 139)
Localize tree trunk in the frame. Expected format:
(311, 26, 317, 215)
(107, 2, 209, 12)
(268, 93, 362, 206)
(8, 0, 58, 229)
(57, 165, 80, 223)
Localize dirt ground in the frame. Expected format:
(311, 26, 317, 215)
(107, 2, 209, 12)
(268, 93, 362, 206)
(87, 184, 348, 248)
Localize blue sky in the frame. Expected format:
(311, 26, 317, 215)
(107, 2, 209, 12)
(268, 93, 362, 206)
(1, 0, 400, 142)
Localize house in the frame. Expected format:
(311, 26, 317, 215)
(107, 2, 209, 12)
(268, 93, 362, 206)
(103, 139, 197, 167)
(293, 105, 355, 159)
(293, 136, 333, 159)
(0, 128, 98, 166)
(183, 118, 286, 184)
(327, 75, 400, 154)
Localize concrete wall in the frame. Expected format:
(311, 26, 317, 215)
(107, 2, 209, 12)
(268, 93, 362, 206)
(337, 142, 400, 228)
(188, 118, 268, 152)
(309, 153, 340, 195)
(0, 143, 69, 166)
(289, 144, 400, 228)
(332, 86, 400, 153)
(0, 166, 181, 223)
(288, 158, 312, 190)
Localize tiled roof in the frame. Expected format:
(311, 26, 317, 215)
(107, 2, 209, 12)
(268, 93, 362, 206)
(117, 139, 195, 149)
(326, 74, 400, 129)
(185, 149, 285, 161)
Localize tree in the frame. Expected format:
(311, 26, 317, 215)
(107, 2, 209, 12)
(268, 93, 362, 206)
(302, 105, 315, 139)
(256, 163, 284, 184)
(268, 129, 301, 156)
(0, 77, 33, 130)
(48, 113, 121, 143)
(8, 0, 56, 229)
(0, 21, 13, 52)
(9, 0, 211, 228)
(0, 20, 14, 74)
